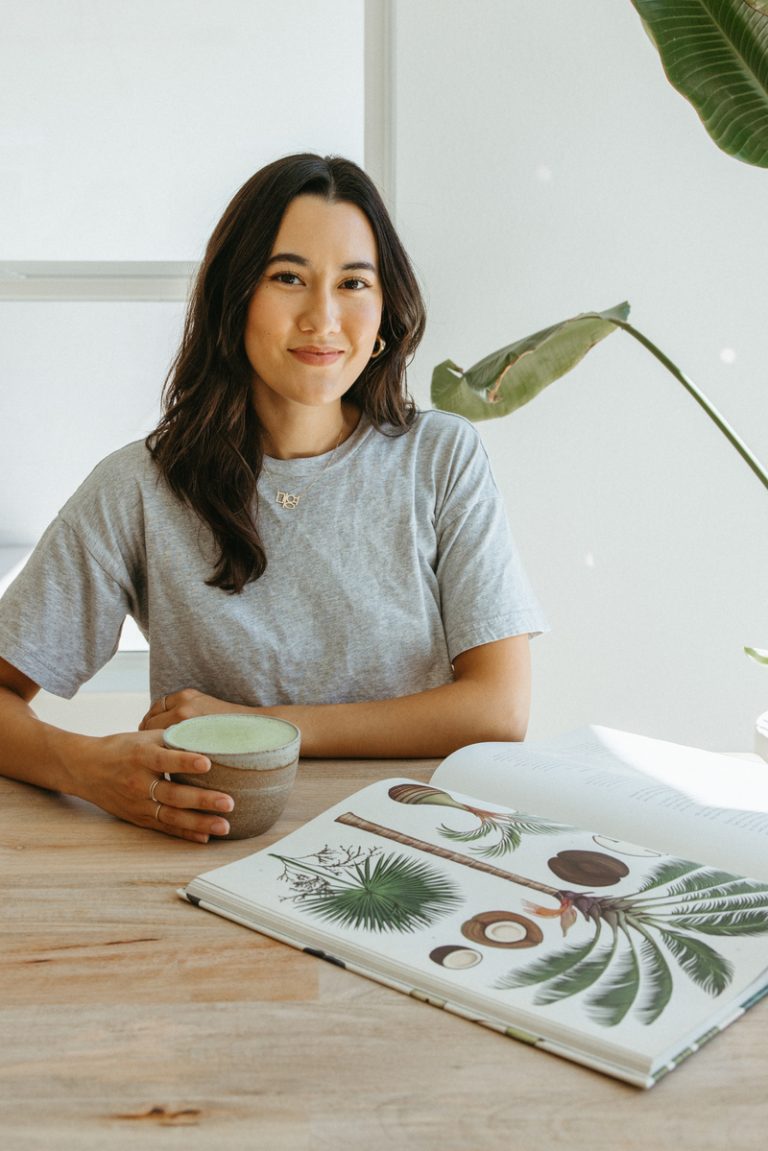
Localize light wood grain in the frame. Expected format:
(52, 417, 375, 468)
(2, 752, 768, 1151)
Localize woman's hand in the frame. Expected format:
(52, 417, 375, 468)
(139, 688, 252, 732)
(0, 659, 236, 844)
(77, 728, 235, 844)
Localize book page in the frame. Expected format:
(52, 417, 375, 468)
(431, 727, 768, 881)
(184, 776, 768, 1083)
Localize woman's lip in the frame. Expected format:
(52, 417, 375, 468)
(289, 347, 345, 365)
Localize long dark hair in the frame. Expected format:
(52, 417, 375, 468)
(147, 153, 426, 593)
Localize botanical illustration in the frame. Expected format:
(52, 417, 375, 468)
(502, 859, 768, 1026)
(388, 783, 567, 857)
(332, 811, 768, 1027)
(461, 910, 543, 949)
(430, 944, 483, 970)
(270, 843, 462, 933)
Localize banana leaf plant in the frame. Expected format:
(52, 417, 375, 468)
(632, 0, 768, 659)
(433, 1, 768, 656)
(431, 301, 768, 495)
(630, 0, 768, 169)
(431, 301, 768, 662)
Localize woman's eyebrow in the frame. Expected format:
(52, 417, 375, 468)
(265, 252, 377, 273)
(265, 252, 308, 267)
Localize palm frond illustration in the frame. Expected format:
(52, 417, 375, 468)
(501, 859, 768, 1026)
(388, 783, 567, 858)
(271, 844, 462, 933)
(335, 813, 768, 1026)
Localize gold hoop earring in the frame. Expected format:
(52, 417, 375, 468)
(370, 334, 387, 359)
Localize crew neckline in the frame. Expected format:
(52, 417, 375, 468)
(261, 412, 374, 475)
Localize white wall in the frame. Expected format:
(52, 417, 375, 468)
(0, 0, 365, 259)
(392, 0, 768, 751)
(0, 0, 364, 545)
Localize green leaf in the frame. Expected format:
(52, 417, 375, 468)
(533, 924, 615, 1005)
(635, 858, 703, 894)
(661, 877, 768, 904)
(438, 811, 567, 858)
(658, 928, 734, 995)
(496, 933, 601, 991)
(630, 0, 768, 167)
(471, 816, 567, 860)
(668, 906, 768, 935)
(294, 852, 462, 934)
(661, 866, 748, 899)
(633, 928, 675, 1025)
(438, 821, 496, 845)
(665, 887, 768, 913)
(432, 307, 768, 494)
(585, 929, 642, 1027)
(430, 303, 629, 422)
(745, 645, 768, 665)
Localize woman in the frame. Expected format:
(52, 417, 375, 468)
(0, 153, 546, 843)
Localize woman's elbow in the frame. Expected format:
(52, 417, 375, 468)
(455, 692, 530, 748)
(475, 707, 528, 744)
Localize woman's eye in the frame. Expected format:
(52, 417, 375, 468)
(272, 271, 302, 285)
(341, 278, 367, 290)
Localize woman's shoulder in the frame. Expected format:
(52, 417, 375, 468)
(397, 408, 483, 455)
(89, 438, 156, 478)
(79, 439, 160, 488)
(59, 440, 163, 523)
(406, 409, 488, 470)
(414, 407, 480, 438)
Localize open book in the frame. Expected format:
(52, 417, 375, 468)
(179, 726, 768, 1088)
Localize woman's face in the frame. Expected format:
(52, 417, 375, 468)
(244, 194, 383, 420)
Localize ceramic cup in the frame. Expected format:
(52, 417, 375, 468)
(163, 714, 301, 839)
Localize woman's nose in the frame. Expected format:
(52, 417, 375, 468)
(298, 285, 340, 334)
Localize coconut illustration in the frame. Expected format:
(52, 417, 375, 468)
(461, 910, 543, 949)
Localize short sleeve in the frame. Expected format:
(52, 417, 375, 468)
(0, 516, 134, 697)
(432, 422, 547, 661)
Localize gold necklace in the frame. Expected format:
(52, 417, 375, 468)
(261, 426, 345, 510)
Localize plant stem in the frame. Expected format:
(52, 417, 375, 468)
(270, 853, 358, 890)
(612, 318, 768, 493)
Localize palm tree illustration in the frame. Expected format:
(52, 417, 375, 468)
(388, 783, 567, 857)
(333, 812, 768, 1027)
(271, 843, 462, 933)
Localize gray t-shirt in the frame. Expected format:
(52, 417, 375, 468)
(0, 410, 546, 704)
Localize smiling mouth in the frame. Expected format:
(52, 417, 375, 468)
(289, 346, 345, 365)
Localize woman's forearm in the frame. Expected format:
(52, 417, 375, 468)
(258, 677, 527, 758)
(0, 685, 90, 794)
(142, 635, 533, 759)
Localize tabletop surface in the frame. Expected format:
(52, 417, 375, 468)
(3, 743, 768, 1151)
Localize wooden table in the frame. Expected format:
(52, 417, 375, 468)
(3, 746, 768, 1150)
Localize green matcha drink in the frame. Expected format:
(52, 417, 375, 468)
(165, 714, 297, 755)
(164, 714, 301, 839)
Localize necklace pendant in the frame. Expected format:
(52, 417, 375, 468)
(276, 490, 301, 510)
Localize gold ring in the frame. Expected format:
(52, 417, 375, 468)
(154, 802, 163, 823)
(149, 777, 161, 802)
(161, 695, 168, 711)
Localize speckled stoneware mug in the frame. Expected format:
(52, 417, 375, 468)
(163, 714, 301, 839)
